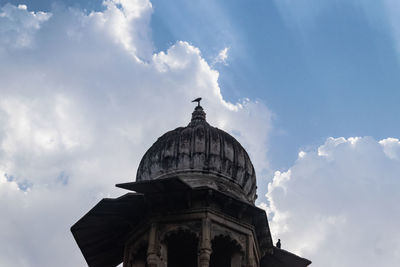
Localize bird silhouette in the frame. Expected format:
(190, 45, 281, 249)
(192, 97, 202, 106)
(276, 239, 281, 249)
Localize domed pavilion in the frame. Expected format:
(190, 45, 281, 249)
(71, 100, 311, 267)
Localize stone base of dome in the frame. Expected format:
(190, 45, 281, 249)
(169, 171, 255, 204)
(141, 171, 256, 203)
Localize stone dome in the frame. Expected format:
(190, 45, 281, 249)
(136, 105, 257, 203)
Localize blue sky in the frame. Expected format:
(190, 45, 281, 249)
(0, 0, 399, 266)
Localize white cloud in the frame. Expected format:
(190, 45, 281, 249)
(0, 3, 51, 49)
(0, 1, 272, 266)
(379, 137, 400, 160)
(264, 136, 400, 266)
(213, 47, 229, 65)
(88, 0, 154, 61)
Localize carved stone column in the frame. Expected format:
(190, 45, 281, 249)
(199, 218, 212, 267)
(147, 223, 160, 267)
(246, 235, 257, 267)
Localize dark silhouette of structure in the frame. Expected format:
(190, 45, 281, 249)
(71, 100, 311, 267)
(276, 239, 281, 249)
(192, 97, 202, 106)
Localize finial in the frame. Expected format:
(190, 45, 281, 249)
(189, 97, 208, 126)
(192, 97, 202, 107)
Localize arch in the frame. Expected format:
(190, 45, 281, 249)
(210, 234, 244, 267)
(160, 225, 200, 242)
(162, 228, 199, 267)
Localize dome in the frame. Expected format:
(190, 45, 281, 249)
(136, 104, 257, 203)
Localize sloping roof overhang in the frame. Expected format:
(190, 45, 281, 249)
(72, 177, 276, 266)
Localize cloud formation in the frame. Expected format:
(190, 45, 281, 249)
(0, 3, 51, 48)
(0, 1, 272, 266)
(264, 136, 400, 266)
(2, 1, 399, 266)
(212, 47, 229, 65)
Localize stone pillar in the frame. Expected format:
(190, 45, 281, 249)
(147, 223, 159, 267)
(246, 235, 257, 267)
(231, 252, 243, 267)
(199, 218, 212, 267)
(158, 243, 167, 267)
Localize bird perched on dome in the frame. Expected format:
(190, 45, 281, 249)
(192, 97, 202, 106)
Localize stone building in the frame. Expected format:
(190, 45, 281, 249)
(71, 103, 311, 267)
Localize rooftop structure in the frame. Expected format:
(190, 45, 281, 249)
(71, 100, 311, 267)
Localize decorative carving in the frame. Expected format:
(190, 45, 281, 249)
(211, 223, 246, 253)
(198, 248, 212, 267)
(158, 222, 201, 245)
(136, 105, 257, 203)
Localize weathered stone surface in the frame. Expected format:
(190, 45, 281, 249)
(136, 106, 257, 202)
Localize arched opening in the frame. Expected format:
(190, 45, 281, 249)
(210, 235, 242, 267)
(165, 230, 198, 267)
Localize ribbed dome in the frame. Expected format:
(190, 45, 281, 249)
(136, 105, 257, 203)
